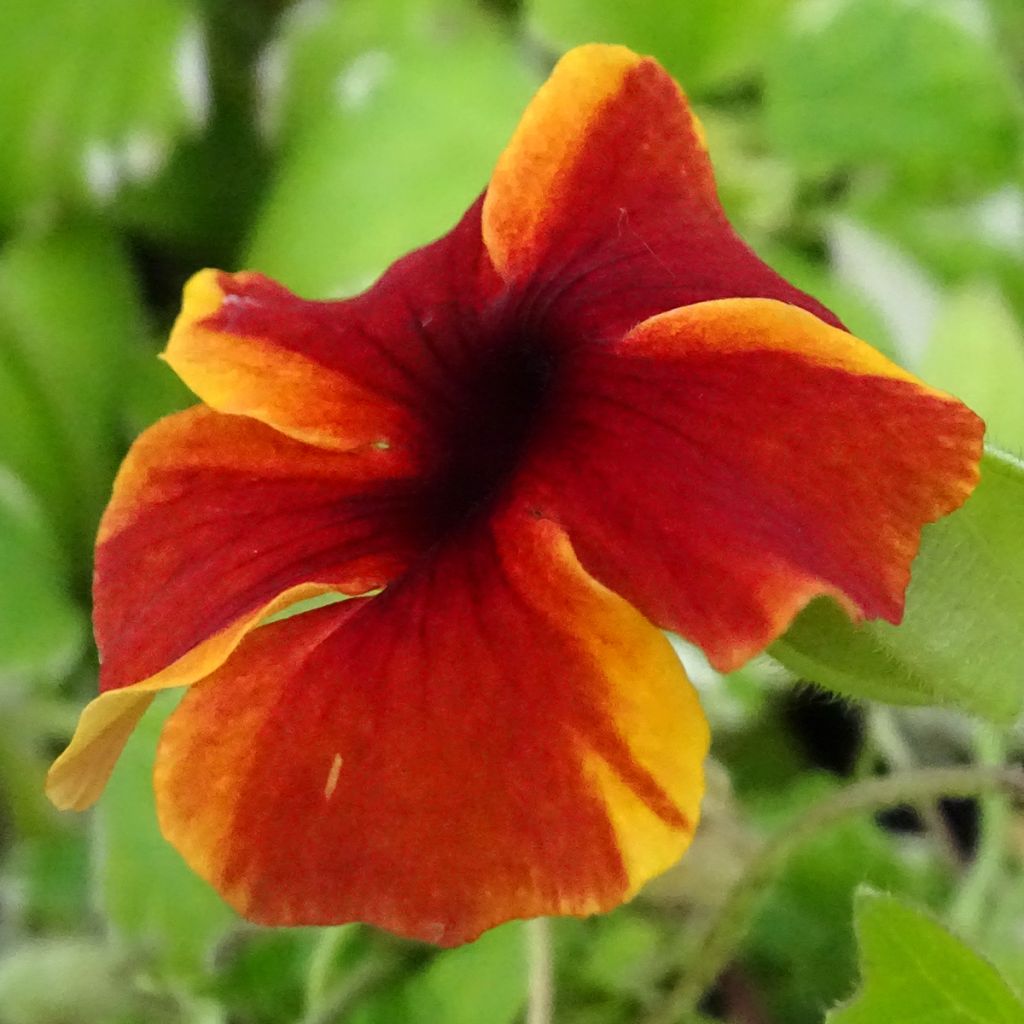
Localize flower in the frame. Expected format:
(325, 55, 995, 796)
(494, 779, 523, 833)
(47, 44, 982, 946)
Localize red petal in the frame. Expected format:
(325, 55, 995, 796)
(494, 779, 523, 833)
(95, 406, 427, 696)
(165, 196, 502, 460)
(154, 509, 708, 944)
(522, 299, 983, 671)
(48, 406, 433, 812)
(483, 45, 837, 341)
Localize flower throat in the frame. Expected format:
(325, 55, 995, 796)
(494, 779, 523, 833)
(434, 337, 555, 531)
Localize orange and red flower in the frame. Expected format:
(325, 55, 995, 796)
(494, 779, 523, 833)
(47, 45, 982, 945)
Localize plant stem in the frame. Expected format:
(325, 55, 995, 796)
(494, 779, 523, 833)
(645, 764, 1024, 1024)
(526, 917, 555, 1024)
(948, 725, 1010, 937)
(866, 706, 961, 867)
(301, 949, 403, 1024)
(304, 926, 359, 1015)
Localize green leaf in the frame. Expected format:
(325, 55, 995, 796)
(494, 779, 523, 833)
(772, 447, 1024, 723)
(764, 0, 1023, 196)
(828, 890, 1024, 1023)
(574, 912, 668, 1002)
(247, 1, 536, 296)
(0, 468, 84, 677)
(0, 0, 203, 221)
(527, 0, 793, 94)
(0, 222, 150, 555)
(351, 923, 525, 1024)
(921, 281, 1024, 450)
(97, 691, 235, 977)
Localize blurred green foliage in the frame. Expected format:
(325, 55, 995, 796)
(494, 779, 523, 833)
(1, 1, 1023, 1022)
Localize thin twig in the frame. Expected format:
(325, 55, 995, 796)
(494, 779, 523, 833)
(645, 765, 1024, 1024)
(301, 951, 404, 1024)
(526, 917, 555, 1024)
(949, 726, 1011, 935)
(867, 706, 962, 867)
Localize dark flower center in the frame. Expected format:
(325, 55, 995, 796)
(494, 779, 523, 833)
(432, 333, 556, 531)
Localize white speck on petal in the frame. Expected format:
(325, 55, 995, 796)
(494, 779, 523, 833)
(175, 19, 211, 128)
(324, 753, 344, 799)
(334, 51, 394, 112)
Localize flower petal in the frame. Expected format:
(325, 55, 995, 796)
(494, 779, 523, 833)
(165, 196, 502, 455)
(483, 44, 837, 340)
(153, 509, 708, 944)
(95, 405, 427, 692)
(524, 298, 984, 672)
(47, 406, 430, 811)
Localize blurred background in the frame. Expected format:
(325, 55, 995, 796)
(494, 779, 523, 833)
(1, 1, 1022, 1022)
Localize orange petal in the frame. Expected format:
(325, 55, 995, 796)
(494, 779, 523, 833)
(164, 270, 407, 451)
(521, 298, 983, 671)
(483, 45, 837, 341)
(153, 508, 708, 944)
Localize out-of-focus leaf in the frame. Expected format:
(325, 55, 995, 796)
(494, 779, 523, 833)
(772, 447, 1024, 724)
(827, 217, 941, 368)
(352, 923, 525, 1024)
(120, 341, 195, 436)
(0, 939, 139, 1024)
(851, 190, 1024, 325)
(527, 0, 793, 93)
(0, 0, 205, 221)
(973, 870, 1024, 996)
(97, 692, 235, 977)
(0, 222, 150, 554)
(0, 327, 72, 541)
(0, 468, 84, 677)
(699, 111, 799, 243)
(828, 890, 1024, 1022)
(574, 912, 667, 1002)
(746, 779, 948, 1024)
(248, 0, 536, 295)
(921, 282, 1024, 449)
(1, 832, 90, 933)
(212, 930, 318, 1024)
(765, 0, 1023, 196)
